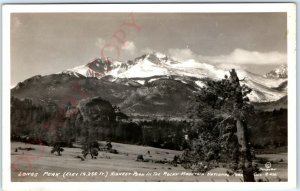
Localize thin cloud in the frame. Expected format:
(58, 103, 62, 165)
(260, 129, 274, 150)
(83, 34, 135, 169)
(96, 38, 136, 59)
(95, 37, 106, 48)
(168, 48, 197, 62)
(202, 48, 287, 65)
(167, 48, 287, 66)
(121, 41, 136, 55)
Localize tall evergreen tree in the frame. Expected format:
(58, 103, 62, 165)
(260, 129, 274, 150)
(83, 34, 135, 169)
(189, 69, 255, 182)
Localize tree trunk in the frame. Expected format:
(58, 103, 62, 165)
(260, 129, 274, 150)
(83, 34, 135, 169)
(230, 69, 255, 182)
(236, 117, 255, 182)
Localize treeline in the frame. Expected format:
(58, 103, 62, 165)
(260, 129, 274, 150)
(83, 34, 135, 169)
(140, 119, 190, 150)
(10, 96, 191, 150)
(11, 96, 287, 151)
(11, 96, 141, 146)
(248, 108, 287, 149)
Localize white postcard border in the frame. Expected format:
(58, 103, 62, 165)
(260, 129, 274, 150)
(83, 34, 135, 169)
(2, 3, 297, 191)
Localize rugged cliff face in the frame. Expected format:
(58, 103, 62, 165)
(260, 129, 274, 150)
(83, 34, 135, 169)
(70, 97, 117, 144)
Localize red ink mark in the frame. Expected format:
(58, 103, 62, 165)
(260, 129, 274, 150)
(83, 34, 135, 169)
(100, 43, 121, 62)
(88, 12, 142, 74)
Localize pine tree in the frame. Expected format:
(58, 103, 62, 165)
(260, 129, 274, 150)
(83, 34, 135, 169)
(189, 69, 255, 182)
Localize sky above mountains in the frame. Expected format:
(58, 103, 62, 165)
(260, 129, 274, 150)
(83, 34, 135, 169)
(11, 13, 287, 86)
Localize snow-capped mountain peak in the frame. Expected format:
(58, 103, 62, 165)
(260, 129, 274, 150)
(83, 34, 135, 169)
(265, 65, 287, 79)
(135, 52, 179, 65)
(62, 53, 287, 103)
(62, 58, 130, 79)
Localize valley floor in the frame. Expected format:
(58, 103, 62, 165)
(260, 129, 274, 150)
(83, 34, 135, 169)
(10, 142, 287, 182)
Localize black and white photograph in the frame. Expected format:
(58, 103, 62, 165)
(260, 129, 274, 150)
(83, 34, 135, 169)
(1, 3, 297, 190)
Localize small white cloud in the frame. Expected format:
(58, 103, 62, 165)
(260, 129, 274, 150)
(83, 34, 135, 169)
(95, 37, 106, 48)
(96, 38, 118, 59)
(168, 48, 197, 62)
(96, 38, 136, 60)
(121, 41, 136, 55)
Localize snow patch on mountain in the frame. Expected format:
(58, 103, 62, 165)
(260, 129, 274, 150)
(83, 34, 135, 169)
(242, 79, 286, 102)
(116, 58, 171, 78)
(195, 81, 206, 88)
(64, 52, 287, 102)
(65, 65, 89, 77)
(265, 65, 287, 79)
(136, 80, 145, 85)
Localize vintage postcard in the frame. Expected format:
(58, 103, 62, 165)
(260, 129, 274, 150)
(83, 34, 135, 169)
(2, 3, 297, 191)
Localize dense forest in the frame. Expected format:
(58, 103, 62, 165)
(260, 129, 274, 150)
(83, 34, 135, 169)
(11, 96, 287, 151)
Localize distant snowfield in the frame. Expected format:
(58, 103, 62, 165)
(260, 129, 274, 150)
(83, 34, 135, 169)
(64, 52, 287, 103)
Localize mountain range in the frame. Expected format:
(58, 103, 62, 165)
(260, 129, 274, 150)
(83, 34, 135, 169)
(12, 52, 288, 118)
(64, 52, 287, 102)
